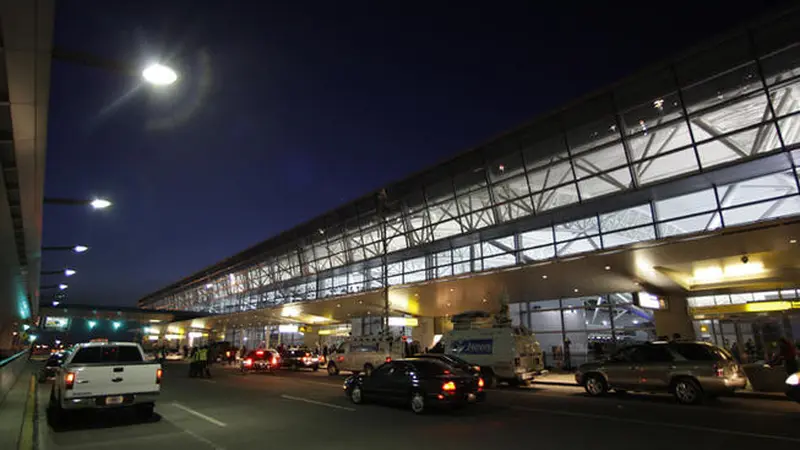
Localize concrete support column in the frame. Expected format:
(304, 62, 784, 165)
(654, 296, 695, 340)
(411, 317, 435, 351)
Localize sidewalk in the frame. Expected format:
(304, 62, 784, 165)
(0, 363, 37, 450)
(533, 371, 787, 401)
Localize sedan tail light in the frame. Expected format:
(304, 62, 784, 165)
(712, 364, 725, 377)
(271, 356, 278, 365)
(442, 381, 456, 392)
(156, 368, 163, 384)
(65, 372, 76, 390)
(244, 358, 253, 367)
(477, 377, 485, 389)
(385, 357, 392, 363)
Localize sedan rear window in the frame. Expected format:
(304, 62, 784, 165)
(71, 346, 143, 364)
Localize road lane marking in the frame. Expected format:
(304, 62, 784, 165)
(171, 402, 228, 427)
(280, 394, 355, 411)
(184, 429, 226, 450)
(510, 406, 800, 442)
(199, 379, 217, 384)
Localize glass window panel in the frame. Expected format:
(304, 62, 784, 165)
(659, 213, 722, 238)
(483, 254, 516, 270)
(482, 236, 515, 257)
(600, 204, 653, 232)
(529, 299, 561, 310)
(523, 134, 569, 170)
(404, 257, 426, 273)
(453, 169, 487, 195)
(522, 244, 555, 261)
(457, 187, 492, 214)
(453, 246, 471, 262)
(404, 271, 425, 284)
(655, 188, 717, 221)
(533, 183, 580, 212)
(779, 113, 800, 147)
(527, 157, 574, 192)
(577, 168, 633, 200)
(431, 220, 461, 241)
(428, 199, 459, 224)
(621, 92, 684, 135)
(779, 290, 798, 300)
(759, 43, 800, 86)
(556, 237, 601, 256)
(690, 93, 772, 144)
(602, 225, 656, 248)
(555, 217, 600, 241)
(436, 264, 453, 279)
(388, 275, 403, 286)
(453, 261, 470, 275)
(496, 198, 534, 222)
(530, 310, 563, 332)
(717, 171, 798, 207)
(567, 117, 623, 155)
(572, 143, 628, 178)
(387, 262, 402, 277)
(769, 79, 800, 117)
(675, 34, 754, 88)
(683, 63, 763, 115)
(636, 148, 700, 185)
(520, 227, 554, 248)
(492, 174, 531, 201)
(626, 121, 694, 162)
(722, 195, 800, 226)
(688, 296, 716, 307)
(488, 151, 525, 182)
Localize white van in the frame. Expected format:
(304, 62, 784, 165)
(439, 321, 543, 387)
(326, 335, 405, 376)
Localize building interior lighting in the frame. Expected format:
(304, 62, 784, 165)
(691, 262, 765, 284)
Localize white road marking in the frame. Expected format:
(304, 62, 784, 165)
(199, 379, 217, 384)
(511, 405, 800, 442)
(184, 429, 227, 450)
(171, 402, 228, 427)
(280, 394, 355, 411)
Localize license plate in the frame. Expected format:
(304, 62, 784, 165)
(520, 373, 533, 380)
(105, 396, 123, 405)
(467, 393, 477, 403)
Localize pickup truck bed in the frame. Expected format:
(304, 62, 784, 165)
(49, 342, 162, 423)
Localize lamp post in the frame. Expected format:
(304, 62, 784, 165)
(42, 245, 89, 253)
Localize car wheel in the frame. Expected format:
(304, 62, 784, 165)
(583, 374, 608, 397)
(484, 372, 497, 389)
(673, 378, 702, 405)
(363, 364, 374, 376)
(136, 403, 155, 420)
(410, 392, 426, 414)
(327, 364, 339, 376)
(350, 386, 364, 404)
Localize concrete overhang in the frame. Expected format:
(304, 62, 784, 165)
(180, 217, 800, 332)
(0, 0, 54, 332)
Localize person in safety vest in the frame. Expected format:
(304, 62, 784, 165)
(198, 346, 210, 378)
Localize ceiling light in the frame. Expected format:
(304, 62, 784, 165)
(449, 288, 454, 292)
(336, 304, 341, 308)
(482, 298, 487, 303)
(541, 275, 548, 279)
(446, 303, 451, 307)
(604, 266, 611, 271)
(791, 239, 797, 244)
(573, 288, 579, 293)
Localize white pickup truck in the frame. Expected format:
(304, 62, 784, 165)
(49, 342, 162, 423)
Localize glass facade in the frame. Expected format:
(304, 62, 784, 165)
(140, 11, 800, 318)
(510, 293, 656, 370)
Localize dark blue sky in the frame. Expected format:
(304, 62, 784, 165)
(43, 0, 792, 307)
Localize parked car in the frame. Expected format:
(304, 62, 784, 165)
(49, 342, 162, 424)
(38, 351, 69, 383)
(786, 371, 800, 403)
(343, 358, 485, 414)
(575, 341, 746, 404)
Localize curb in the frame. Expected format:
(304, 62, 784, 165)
(17, 375, 36, 450)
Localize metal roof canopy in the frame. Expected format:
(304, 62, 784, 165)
(139, 5, 800, 304)
(38, 303, 207, 323)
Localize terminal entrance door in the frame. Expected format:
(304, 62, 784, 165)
(695, 312, 798, 362)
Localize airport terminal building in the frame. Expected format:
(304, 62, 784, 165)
(139, 8, 800, 367)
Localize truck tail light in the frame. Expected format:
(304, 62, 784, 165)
(385, 357, 392, 363)
(271, 356, 278, 366)
(65, 372, 76, 390)
(156, 368, 163, 384)
(478, 377, 485, 389)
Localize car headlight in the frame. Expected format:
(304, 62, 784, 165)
(786, 373, 800, 386)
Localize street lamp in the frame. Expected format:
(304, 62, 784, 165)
(44, 197, 112, 210)
(42, 245, 89, 253)
(41, 268, 77, 277)
(58, 284, 68, 290)
(142, 63, 178, 86)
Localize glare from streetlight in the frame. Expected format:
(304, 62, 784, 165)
(90, 198, 112, 209)
(73, 245, 89, 253)
(58, 284, 68, 290)
(52, 301, 60, 307)
(64, 269, 76, 277)
(142, 63, 178, 86)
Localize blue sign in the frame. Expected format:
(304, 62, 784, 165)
(451, 339, 493, 355)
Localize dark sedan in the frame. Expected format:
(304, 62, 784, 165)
(411, 353, 482, 377)
(343, 358, 485, 414)
(38, 351, 67, 382)
(241, 349, 280, 374)
(281, 349, 320, 371)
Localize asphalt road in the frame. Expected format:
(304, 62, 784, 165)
(35, 361, 800, 450)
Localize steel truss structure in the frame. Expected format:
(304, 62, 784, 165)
(140, 9, 800, 315)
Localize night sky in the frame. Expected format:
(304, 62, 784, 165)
(43, 0, 793, 308)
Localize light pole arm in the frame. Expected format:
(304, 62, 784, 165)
(44, 197, 92, 206)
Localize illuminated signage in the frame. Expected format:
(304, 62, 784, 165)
(279, 324, 299, 333)
(43, 317, 70, 331)
(388, 317, 419, 327)
(637, 292, 666, 310)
